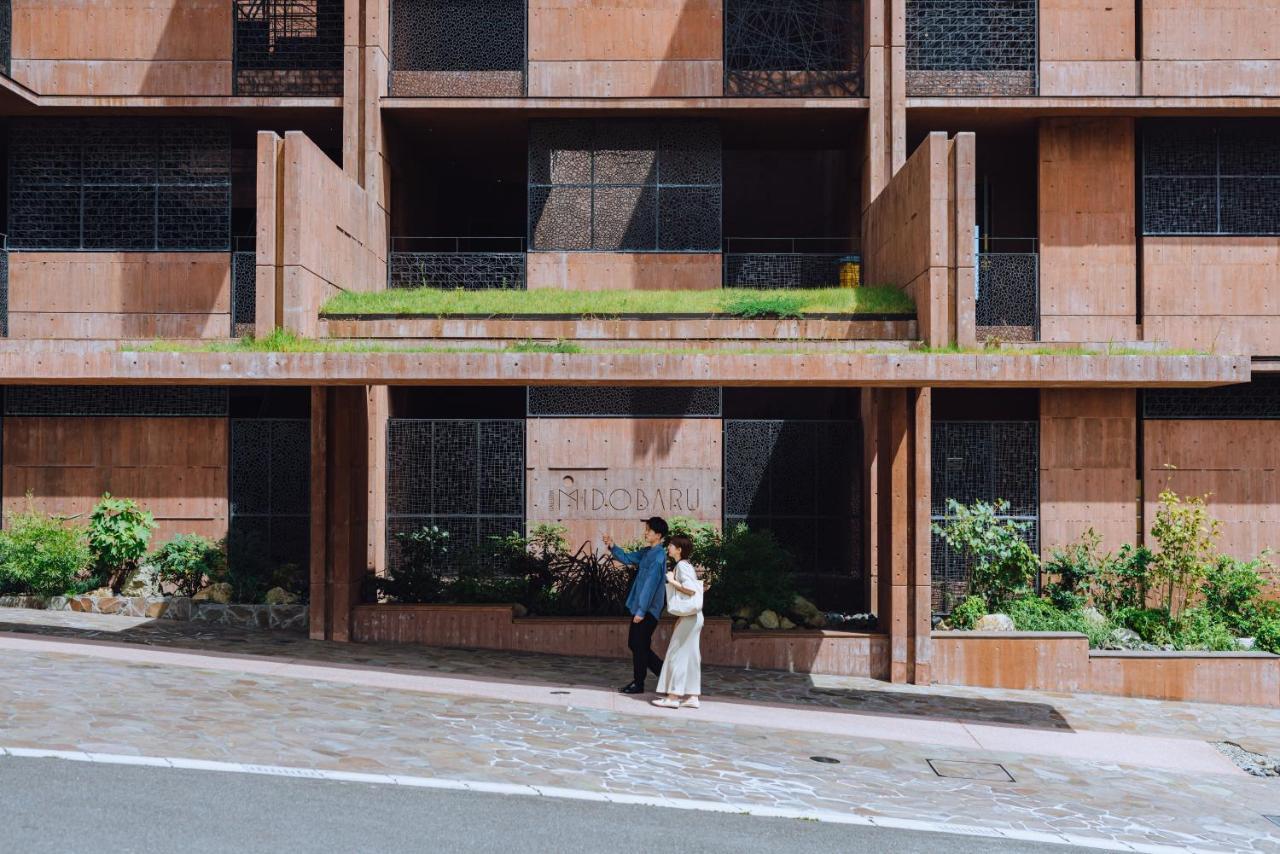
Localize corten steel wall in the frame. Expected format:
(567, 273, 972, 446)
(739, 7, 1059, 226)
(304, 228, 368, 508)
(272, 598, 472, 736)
(1038, 118, 1137, 343)
(525, 417, 722, 551)
(526, 253, 722, 291)
(1143, 419, 1280, 584)
(1143, 238, 1280, 354)
(256, 132, 388, 337)
(1142, 0, 1280, 96)
(5, 253, 232, 339)
(527, 0, 723, 97)
(1039, 390, 1138, 556)
(1038, 0, 1137, 95)
(10, 0, 233, 95)
(1, 417, 229, 544)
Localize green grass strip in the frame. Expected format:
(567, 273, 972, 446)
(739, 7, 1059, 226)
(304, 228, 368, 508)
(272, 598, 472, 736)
(321, 286, 915, 319)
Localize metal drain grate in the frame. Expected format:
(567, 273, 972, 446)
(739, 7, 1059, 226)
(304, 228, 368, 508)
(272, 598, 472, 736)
(928, 759, 1014, 782)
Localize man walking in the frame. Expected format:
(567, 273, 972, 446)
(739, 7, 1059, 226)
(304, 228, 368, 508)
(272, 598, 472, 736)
(603, 516, 669, 694)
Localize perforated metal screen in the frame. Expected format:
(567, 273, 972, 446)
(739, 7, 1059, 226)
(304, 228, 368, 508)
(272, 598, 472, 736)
(976, 252, 1039, 337)
(1142, 120, 1280, 236)
(391, 0, 525, 75)
(1142, 378, 1280, 420)
(528, 120, 722, 252)
(527, 387, 722, 418)
(724, 0, 863, 97)
(2, 386, 230, 417)
(906, 0, 1037, 95)
(386, 419, 526, 572)
(229, 418, 311, 573)
(233, 0, 343, 95)
(8, 119, 231, 251)
(389, 252, 526, 290)
(724, 419, 863, 609)
(930, 420, 1039, 612)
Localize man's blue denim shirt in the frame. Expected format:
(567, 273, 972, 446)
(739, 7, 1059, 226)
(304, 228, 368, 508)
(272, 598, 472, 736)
(611, 544, 667, 619)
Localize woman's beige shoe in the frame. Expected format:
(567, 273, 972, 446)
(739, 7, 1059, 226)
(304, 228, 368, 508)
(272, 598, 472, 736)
(651, 697, 681, 709)
(679, 697, 700, 709)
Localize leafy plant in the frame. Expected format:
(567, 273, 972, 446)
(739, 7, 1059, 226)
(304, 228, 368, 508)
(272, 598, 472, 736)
(667, 516, 722, 568)
(1042, 529, 1105, 612)
(1114, 606, 1175, 646)
(932, 499, 1038, 610)
(378, 525, 451, 604)
(1172, 607, 1238, 651)
(949, 595, 987, 630)
(703, 524, 797, 617)
(1252, 616, 1280, 655)
(87, 494, 156, 595)
(0, 506, 92, 597)
(1201, 554, 1272, 634)
(536, 543, 631, 617)
(149, 534, 226, 597)
(1149, 489, 1219, 619)
(1005, 596, 1114, 648)
(1095, 543, 1155, 615)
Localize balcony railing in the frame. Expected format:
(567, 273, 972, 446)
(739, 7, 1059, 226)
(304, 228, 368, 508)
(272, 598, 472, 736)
(906, 0, 1038, 96)
(0, 233, 8, 337)
(232, 236, 256, 336)
(233, 0, 344, 96)
(389, 237, 527, 290)
(724, 0, 863, 97)
(723, 238, 858, 289)
(976, 238, 1038, 341)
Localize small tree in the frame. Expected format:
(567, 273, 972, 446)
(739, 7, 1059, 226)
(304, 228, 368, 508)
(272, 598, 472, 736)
(150, 534, 226, 597)
(1042, 529, 1106, 611)
(1149, 489, 1219, 619)
(88, 494, 156, 594)
(932, 499, 1038, 611)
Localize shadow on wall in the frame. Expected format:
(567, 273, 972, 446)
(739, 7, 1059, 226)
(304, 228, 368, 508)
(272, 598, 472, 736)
(649, 0, 721, 97)
(139, 0, 232, 96)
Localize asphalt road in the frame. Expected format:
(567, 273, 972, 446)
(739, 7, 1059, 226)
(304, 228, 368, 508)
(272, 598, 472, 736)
(0, 756, 1096, 854)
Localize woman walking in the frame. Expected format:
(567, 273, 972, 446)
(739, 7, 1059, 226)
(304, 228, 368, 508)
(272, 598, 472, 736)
(651, 535, 704, 709)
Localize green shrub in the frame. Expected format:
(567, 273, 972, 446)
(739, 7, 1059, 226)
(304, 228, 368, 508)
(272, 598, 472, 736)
(0, 507, 92, 597)
(1042, 530, 1105, 612)
(224, 529, 281, 604)
(932, 499, 1038, 610)
(1006, 596, 1114, 648)
(1172, 607, 1238, 651)
(703, 524, 797, 617)
(949, 595, 987, 630)
(379, 525, 451, 603)
(1115, 606, 1175, 646)
(1095, 543, 1155, 615)
(150, 534, 226, 597)
(667, 516, 722, 568)
(1251, 616, 1280, 655)
(1201, 554, 1271, 634)
(1149, 489, 1219, 619)
(87, 494, 156, 594)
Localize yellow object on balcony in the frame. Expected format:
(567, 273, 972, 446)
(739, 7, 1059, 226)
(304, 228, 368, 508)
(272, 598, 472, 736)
(838, 256, 861, 288)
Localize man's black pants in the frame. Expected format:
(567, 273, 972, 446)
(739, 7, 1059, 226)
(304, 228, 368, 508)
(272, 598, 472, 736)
(628, 614, 664, 685)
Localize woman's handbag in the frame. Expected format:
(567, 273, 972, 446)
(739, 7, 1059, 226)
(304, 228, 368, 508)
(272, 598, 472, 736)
(666, 574, 704, 617)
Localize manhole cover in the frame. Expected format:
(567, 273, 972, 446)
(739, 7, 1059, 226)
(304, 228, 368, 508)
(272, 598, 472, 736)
(1264, 815, 1280, 829)
(928, 759, 1014, 782)
(810, 756, 841, 764)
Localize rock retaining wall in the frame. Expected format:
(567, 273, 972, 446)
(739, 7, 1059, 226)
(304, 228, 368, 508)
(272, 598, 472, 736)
(0, 595, 308, 632)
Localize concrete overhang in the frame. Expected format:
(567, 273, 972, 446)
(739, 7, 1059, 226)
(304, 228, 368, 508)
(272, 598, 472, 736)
(0, 347, 1249, 388)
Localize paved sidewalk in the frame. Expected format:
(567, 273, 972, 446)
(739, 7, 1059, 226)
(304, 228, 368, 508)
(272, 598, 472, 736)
(1, 607, 1279, 851)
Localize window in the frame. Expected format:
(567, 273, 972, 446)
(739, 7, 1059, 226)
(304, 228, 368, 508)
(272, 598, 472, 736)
(528, 120, 722, 252)
(233, 0, 343, 96)
(905, 0, 1038, 96)
(390, 0, 526, 96)
(724, 0, 863, 97)
(8, 119, 231, 251)
(1143, 119, 1280, 236)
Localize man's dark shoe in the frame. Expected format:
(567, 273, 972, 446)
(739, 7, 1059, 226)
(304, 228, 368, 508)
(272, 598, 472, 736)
(619, 681, 645, 694)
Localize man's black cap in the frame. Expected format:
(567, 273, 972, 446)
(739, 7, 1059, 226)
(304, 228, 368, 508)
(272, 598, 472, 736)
(642, 516, 669, 537)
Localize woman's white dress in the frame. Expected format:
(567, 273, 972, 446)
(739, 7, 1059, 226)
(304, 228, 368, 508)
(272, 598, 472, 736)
(657, 560, 703, 695)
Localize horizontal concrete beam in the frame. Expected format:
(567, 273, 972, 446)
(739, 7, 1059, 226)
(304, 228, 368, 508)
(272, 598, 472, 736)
(0, 346, 1249, 388)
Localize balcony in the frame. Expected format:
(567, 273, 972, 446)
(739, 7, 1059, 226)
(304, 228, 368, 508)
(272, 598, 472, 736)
(723, 238, 858, 289)
(976, 238, 1039, 341)
(388, 237, 527, 290)
(906, 0, 1038, 96)
(233, 0, 344, 96)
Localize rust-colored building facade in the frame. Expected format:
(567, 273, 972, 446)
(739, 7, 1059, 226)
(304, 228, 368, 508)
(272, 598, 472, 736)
(0, 0, 1274, 688)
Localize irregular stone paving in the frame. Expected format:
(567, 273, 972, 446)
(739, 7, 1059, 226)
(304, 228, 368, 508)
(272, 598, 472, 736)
(2, 645, 1279, 853)
(3, 607, 1279, 756)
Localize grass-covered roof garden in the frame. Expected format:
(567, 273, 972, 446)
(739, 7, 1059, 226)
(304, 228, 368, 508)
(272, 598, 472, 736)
(321, 286, 915, 319)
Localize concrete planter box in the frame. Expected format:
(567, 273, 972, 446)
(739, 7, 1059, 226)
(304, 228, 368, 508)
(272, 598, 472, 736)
(933, 631, 1280, 707)
(0, 595, 308, 633)
(351, 604, 889, 678)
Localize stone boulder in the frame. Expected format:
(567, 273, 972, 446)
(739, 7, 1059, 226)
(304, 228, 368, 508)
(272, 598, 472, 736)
(193, 582, 233, 604)
(264, 587, 300, 606)
(1080, 607, 1109, 629)
(1106, 627, 1143, 649)
(757, 609, 781, 630)
(779, 617, 796, 630)
(974, 613, 1015, 632)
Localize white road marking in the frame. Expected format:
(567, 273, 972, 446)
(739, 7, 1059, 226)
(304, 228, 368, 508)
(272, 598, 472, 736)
(0, 745, 1228, 853)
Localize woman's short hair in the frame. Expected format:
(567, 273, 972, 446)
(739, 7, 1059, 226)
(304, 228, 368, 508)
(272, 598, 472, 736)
(669, 535, 694, 560)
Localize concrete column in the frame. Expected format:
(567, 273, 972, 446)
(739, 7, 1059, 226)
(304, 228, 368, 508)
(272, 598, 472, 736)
(872, 387, 932, 684)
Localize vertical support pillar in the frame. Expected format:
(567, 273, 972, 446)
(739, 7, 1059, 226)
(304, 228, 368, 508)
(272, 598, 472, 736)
(950, 133, 978, 348)
(862, 389, 880, 615)
(873, 387, 932, 685)
(366, 385, 389, 577)
(309, 386, 329, 640)
(255, 132, 285, 338)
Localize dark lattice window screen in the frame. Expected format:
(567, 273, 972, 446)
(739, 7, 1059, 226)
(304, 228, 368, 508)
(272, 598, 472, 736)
(724, 420, 863, 610)
(0, 0, 10, 76)
(386, 419, 526, 572)
(724, 0, 862, 97)
(527, 387, 722, 418)
(389, 251, 526, 290)
(232, 249, 257, 334)
(230, 419, 311, 573)
(976, 252, 1039, 339)
(930, 420, 1039, 612)
(234, 0, 343, 95)
(3, 386, 229, 417)
(391, 0, 526, 96)
(528, 120, 722, 252)
(1143, 378, 1280, 420)
(1142, 120, 1280, 235)
(906, 0, 1038, 96)
(0, 248, 8, 338)
(8, 119, 231, 251)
